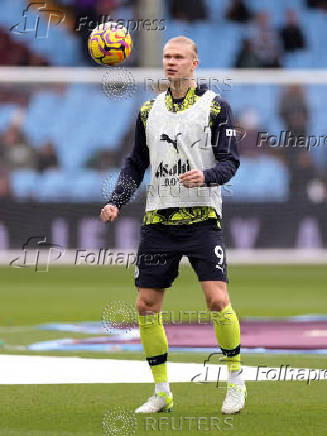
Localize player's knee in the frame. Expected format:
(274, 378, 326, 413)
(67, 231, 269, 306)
(209, 298, 229, 311)
(136, 296, 158, 315)
(208, 283, 230, 311)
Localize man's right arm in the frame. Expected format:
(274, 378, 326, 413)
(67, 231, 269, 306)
(105, 112, 150, 210)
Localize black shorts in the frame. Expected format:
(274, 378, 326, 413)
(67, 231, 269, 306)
(135, 219, 228, 289)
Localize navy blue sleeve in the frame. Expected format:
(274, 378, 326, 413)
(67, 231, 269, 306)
(203, 99, 240, 186)
(106, 112, 149, 209)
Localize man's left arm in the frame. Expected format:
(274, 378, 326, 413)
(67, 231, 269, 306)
(203, 99, 240, 186)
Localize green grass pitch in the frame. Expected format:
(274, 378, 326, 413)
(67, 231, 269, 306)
(0, 265, 326, 435)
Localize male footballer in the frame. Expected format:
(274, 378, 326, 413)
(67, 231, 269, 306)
(100, 36, 246, 414)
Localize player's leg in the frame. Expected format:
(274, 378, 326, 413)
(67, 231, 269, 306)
(134, 288, 173, 413)
(187, 221, 246, 414)
(201, 281, 242, 368)
(201, 281, 241, 371)
(200, 283, 246, 414)
(134, 225, 181, 413)
(136, 287, 169, 392)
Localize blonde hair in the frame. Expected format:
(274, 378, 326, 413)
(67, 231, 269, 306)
(165, 36, 198, 59)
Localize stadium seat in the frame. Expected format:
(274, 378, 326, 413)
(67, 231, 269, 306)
(35, 169, 73, 201)
(10, 169, 39, 199)
(230, 156, 289, 201)
(23, 91, 61, 147)
(69, 170, 105, 202)
(0, 104, 19, 133)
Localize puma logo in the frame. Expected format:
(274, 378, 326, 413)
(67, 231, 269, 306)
(160, 133, 182, 153)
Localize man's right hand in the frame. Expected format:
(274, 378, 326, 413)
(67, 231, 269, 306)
(100, 204, 119, 222)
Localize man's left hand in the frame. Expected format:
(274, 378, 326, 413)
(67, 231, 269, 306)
(179, 169, 205, 187)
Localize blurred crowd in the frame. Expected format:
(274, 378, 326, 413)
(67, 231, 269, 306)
(0, 28, 49, 66)
(236, 84, 326, 202)
(0, 0, 326, 202)
(234, 7, 306, 69)
(0, 122, 59, 198)
(0, 82, 326, 202)
(169, 0, 308, 69)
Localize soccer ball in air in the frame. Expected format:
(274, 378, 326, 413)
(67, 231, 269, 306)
(88, 22, 133, 66)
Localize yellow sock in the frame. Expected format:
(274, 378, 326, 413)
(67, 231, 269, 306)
(211, 305, 241, 372)
(138, 312, 168, 383)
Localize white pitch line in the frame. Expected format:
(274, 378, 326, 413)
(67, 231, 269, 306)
(0, 355, 326, 385)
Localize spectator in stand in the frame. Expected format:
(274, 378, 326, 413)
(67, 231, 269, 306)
(0, 29, 12, 65)
(279, 85, 308, 137)
(0, 160, 11, 198)
(280, 9, 306, 53)
(74, 0, 125, 64)
(28, 53, 49, 67)
(248, 12, 281, 68)
(0, 125, 36, 170)
(0, 28, 48, 66)
(73, 0, 98, 64)
(36, 142, 59, 172)
(235, 38, 263, 68)
(307, 0, 327, 10)
(86, 149, 117, 170)
(226, 0, 252, 23)
(279, 85, 316, 200)
(168, 0, 207, 21)
(235, 108, 270, 158)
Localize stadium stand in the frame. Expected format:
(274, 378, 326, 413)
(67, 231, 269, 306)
(0, 0, 326, 201)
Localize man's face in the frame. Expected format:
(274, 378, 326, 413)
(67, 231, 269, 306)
(163, 42, 198, 84)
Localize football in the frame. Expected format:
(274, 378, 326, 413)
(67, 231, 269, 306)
(88, 22, 133, 66)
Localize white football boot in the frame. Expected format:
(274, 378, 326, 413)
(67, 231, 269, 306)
(135, 392, 173, 413)
(221, 382, 247, 414)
